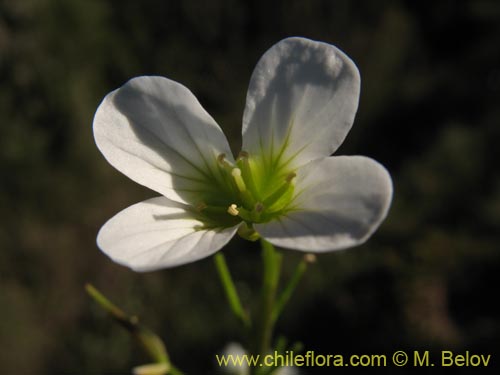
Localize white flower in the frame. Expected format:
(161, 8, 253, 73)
(93, 37, 393, 271)
(221, 342, 249, 375)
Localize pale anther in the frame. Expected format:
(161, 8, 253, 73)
(217, 153, 226, 163)
(217, 153, 234, 170)
(227, 204, 240, 216)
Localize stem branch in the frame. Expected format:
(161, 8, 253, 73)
(272, 257, 308, 324)
(214, 253, 250, 328)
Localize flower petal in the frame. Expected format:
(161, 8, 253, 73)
(93, 76, 233, 205)
(255, 156, 392, 251)
(97, 197, 239, 271)
(242, 37, 360, 169)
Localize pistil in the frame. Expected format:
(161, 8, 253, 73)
(211, 152, 296, 226)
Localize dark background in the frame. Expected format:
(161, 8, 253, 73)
(1, 0, 499, 374)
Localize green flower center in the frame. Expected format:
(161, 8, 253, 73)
(192, 151, 297, 238)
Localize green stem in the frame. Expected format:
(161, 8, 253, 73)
(86, 284, 185, 374)
(271, 257, 308, 324)
(85, 283, 131, 324)
(250, 240, 282, 375)
(214, 253, 250, 328)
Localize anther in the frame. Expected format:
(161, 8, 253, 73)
(217, 153, 226, 163)
(217, 153, 234, 173)
(227, 204, 240, 216)
(285, 172, 297, 184)
(237, 150, 249, 161)
(262, 171, 297, 209)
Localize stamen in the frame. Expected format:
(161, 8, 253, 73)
(227, 204, 239, 216)
(217, 153, 234, 173)
(217, 153, 226, 163)
(236, 150, 259, 200)
(263, 173, 296, 207)
(285, 172, 297, 184)
(236, 150, 249, 161)
(197, 203, 234, 215)
(231, 168, 247, 192)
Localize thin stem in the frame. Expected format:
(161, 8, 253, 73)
(271, 257, 308, 324)
(250, 240, 282, 375)
(214, 253, 250, 328)
(85, 283, 130, 324)
(86, 284, 185, 374)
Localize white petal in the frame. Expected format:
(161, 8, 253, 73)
(221, 342, 249, 374)
(242, 37, 360, 169)
(93, 76, 233, 205)
(255, 156, 392, 251)
(97, 197, 239, 271)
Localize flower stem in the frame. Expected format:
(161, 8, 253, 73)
(271, 256, 309, 324)
(214, 253, 250, 328)
(250, 239, 282, 374)
(85, 284, 185, 374)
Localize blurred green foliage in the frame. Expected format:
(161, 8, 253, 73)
(1, 0, 499, 374)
